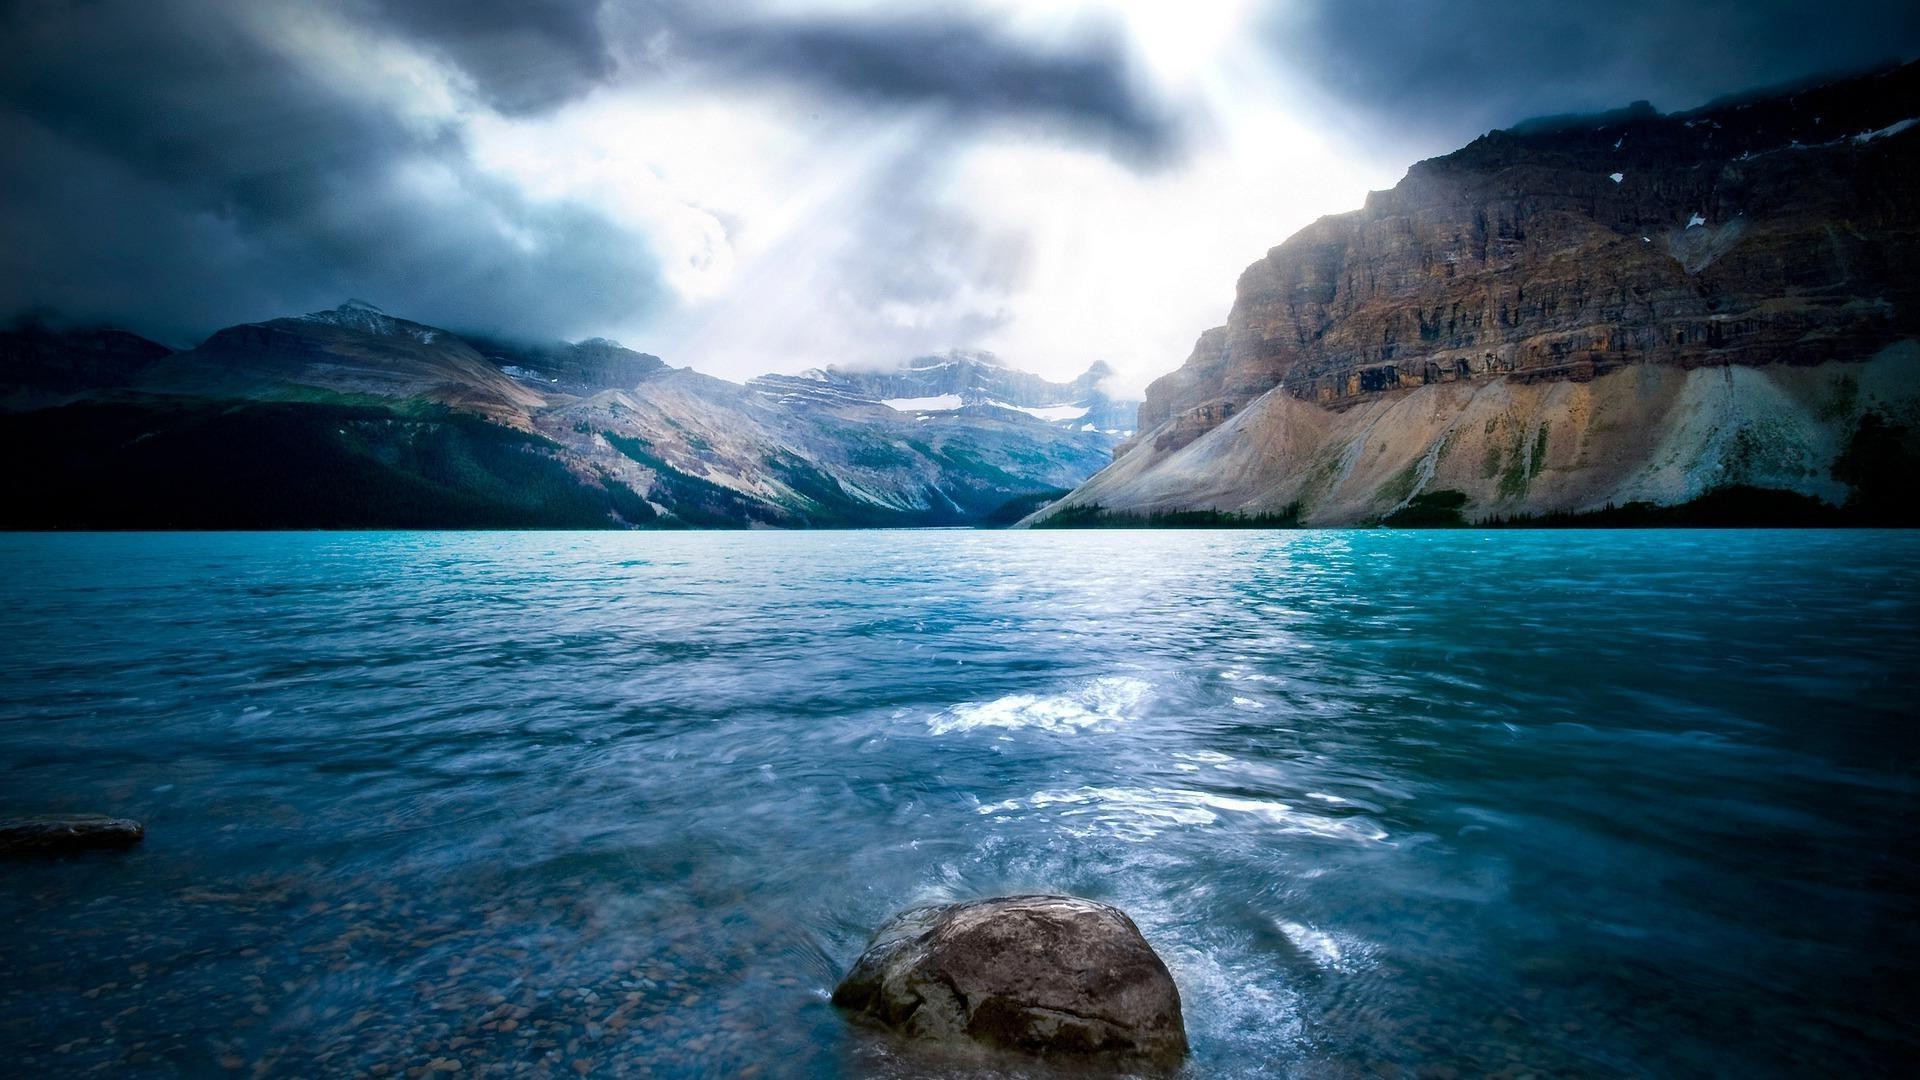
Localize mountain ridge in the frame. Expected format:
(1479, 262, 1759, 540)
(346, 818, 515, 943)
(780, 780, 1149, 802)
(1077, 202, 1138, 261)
(1027, 61, 1920, 526)
(751, 351, 1136, 435)
(2, 303, 1125, 529)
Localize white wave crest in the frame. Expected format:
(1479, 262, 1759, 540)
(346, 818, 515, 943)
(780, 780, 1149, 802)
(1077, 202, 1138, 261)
(1277, 920, 1340, 966)
(928, 676, 1151, 735)
(976, 785, 1390, 844)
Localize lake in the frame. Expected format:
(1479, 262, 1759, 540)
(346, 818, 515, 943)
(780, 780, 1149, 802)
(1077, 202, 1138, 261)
(2, 530, 1915, 1077)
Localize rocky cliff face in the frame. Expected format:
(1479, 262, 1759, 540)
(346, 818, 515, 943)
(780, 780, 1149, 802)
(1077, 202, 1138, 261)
(468, 335, 668, 396)
(1034, 63, 1920, 525)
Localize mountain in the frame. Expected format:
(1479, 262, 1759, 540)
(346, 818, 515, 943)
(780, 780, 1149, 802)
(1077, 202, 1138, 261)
(748, 352, 1138, 435)
(467, 335, 669, 397)
(1028, 63, 1920, 527)
(0, 323, 174, 405)
(532, 367, 1114, 529)
(2, 302, 1118, 529)
(140, 300, 548, 427)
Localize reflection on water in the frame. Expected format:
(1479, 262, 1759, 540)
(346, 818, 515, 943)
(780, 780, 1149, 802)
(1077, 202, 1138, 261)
(1, 529, 1916, 1077)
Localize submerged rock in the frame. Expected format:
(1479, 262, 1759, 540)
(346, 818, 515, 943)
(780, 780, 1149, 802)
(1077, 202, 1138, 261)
(0, 815, 145, 854)
(832, 894, 1187, 1066)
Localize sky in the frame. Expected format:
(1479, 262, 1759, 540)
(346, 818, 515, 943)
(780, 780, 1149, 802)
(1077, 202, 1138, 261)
(3, 1, 1918, 396)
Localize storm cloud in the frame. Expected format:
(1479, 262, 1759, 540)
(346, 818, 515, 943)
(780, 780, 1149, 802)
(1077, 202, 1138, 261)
(1272, 0, 1920, 148)
(681, 14, 1177, 165)
(0, 0, 665, 344)
(0, 0, 1175, 347)
(2, 0, 1917, 385)
(365, 0, 619, 116)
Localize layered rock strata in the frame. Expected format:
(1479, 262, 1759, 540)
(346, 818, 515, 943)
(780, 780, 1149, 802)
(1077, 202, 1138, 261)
(1033, 63, 1920, 524)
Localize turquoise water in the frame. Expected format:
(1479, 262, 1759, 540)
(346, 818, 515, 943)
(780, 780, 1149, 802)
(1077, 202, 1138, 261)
(1, 530, 1915, 1078)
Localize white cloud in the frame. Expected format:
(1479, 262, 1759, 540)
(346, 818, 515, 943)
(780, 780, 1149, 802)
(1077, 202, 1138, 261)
(262, 0, 1410, 394)
(452, 2, 1403, 394)
(260, 3, 473, 135)
(950, 96, 1394, 396)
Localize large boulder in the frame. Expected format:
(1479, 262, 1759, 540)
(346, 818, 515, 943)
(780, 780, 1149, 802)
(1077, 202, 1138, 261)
(832, 894, 1188, 1066)
(0, 814, 145, 854)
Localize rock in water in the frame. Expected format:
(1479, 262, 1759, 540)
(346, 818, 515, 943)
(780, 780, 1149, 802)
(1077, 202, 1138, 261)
(832, 895, 1188, 1065)
(0, 815, 145, 854)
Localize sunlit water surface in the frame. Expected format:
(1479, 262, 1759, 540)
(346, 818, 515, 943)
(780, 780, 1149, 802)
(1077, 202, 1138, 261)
(2, 530, 1916, 1078)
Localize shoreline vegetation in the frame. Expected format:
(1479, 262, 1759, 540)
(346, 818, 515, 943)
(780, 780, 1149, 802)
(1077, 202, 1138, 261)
(1028, 485, 1916, 530)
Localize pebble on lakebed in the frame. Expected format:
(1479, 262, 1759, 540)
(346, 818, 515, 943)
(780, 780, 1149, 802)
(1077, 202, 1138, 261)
(832, 894, 1188, 1067)
(0, 815, 145, 854)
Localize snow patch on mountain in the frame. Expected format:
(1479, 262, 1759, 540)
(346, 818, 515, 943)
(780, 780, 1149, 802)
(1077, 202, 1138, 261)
(990, 401, 1090, 422)
(883, 394, 965, 412)
(297, 299, 443, 344)
(1853, 117, 1917, 143)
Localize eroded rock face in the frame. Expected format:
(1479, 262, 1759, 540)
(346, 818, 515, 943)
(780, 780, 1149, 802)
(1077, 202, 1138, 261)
(1030, 343, 1920, 526)
(1131, 62, 1920, 456)
(832, 895, 1187, 1066)
(0, 815, 145, 854)
(1029, 63, 1920, 526)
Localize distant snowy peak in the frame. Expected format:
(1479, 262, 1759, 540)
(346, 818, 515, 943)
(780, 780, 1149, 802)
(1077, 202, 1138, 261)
(296, 300, 442, 344)
(870, 398, 1087, 423)
(745, 372, 874, 408)
(750, 352, 1138, 435)
(907, 349, 1006, 372)
(816, 355, 1121, 406)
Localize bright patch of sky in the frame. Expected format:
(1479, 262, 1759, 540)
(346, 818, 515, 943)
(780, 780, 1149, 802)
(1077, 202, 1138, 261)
(464, 1, 1405, 397)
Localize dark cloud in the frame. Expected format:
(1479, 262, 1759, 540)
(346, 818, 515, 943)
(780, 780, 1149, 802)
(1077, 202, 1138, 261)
(1273, 0, 1920, 148)
(356, 1, 1179, 159)
(0, 0, 663, 344)
(367, 0, 1179, 158)
(365, 0, 614, 115)
(681, 13, 1179, 165)
(12, 0, 1908, 355)
(0, 0, 1181, 345)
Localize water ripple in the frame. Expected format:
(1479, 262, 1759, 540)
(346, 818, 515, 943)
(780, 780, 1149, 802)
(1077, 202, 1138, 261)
(0, 529, 1915, 1078)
